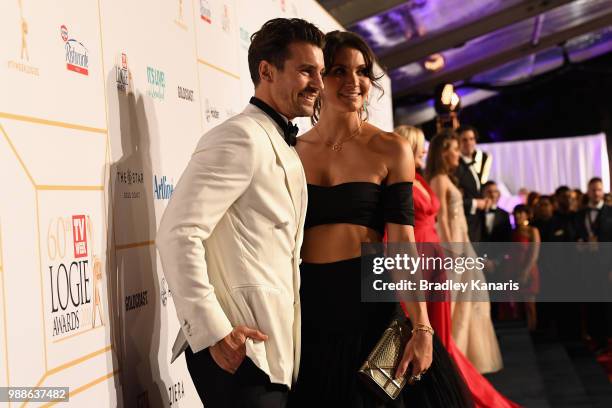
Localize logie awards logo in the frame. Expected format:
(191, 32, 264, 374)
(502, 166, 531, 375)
(116, 52, 130, 92)
(46, 215, 104, 340)
(7, 0, 39, 75)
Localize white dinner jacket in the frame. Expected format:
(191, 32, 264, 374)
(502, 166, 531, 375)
(156, 104, 307, 387)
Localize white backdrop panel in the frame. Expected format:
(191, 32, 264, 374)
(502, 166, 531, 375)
(1, 0, 394, 407)
(480, 133, 610, 195)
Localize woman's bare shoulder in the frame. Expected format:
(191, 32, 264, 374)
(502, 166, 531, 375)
(367, 125, 412, 164)
(368, 126, 406, 149)
(430, 173, 449, 185)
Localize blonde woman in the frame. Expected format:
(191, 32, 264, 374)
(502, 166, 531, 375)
(396, 125, 519, 407)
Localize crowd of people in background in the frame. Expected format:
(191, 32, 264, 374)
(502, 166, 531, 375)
(513, 177, 611, 354)
(396, 123, 612, 373)
(157, 16, 609, 407)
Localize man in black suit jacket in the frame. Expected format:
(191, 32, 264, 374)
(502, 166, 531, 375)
(573, 177, 612, 350)
(575, 177, 612, 242)
(455, 125, 493, 242)
(550, 186, 577, 242)
(481, 181, 512, 242)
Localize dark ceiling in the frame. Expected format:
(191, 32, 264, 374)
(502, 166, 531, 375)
(317, 0, 612, 127)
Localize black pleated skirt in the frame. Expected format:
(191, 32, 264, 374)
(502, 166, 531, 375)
(290, 257, 473, 408)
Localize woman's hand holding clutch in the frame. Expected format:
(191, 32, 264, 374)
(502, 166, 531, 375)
(395, 328, 433, 380)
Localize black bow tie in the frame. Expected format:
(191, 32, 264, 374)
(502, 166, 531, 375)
(285, 121, 299, 146)
(249, 97, 298, 146)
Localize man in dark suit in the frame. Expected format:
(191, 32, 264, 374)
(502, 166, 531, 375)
(549, 186, 577, 242)
(481, 181, 512, 242)
(575, 177, 612, 242)
(455, 125, 493, 242)
(480, 181, 512, 312)
(574, 177, 611, 350)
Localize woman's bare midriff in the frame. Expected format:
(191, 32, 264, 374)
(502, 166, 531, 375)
(301, 224, 381, 264)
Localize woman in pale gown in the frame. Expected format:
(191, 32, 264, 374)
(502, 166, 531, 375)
(427, 130, 503, 374)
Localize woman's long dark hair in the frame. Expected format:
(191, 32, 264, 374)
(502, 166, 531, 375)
(425, 129, 459, 183)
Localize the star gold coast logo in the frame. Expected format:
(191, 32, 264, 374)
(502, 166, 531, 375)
(61, 25, 89, 75)
(7, 0, 39, 76)
(46, 215, 104, 339)
(174, 0, 188, 30)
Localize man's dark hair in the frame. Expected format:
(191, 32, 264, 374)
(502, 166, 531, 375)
(538, 195, 553, 203)
(588, 177, 603, 186)
(483, 180, 497, 189)
(248, 18, 324, 86)
(456, 125, 480, 141)
(555, 185, 570, 196)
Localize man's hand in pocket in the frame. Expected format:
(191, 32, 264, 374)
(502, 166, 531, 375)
(209, 326, 268, 373)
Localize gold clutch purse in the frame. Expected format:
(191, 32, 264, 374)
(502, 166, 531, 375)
(358, 318, 410, 400)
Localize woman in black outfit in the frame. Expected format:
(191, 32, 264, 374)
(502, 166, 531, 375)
(290, 31, 473, 407)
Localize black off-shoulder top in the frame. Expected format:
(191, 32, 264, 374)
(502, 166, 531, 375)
(304, 181, 414, 236)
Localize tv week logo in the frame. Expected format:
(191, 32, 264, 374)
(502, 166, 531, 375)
(72, 215, 88, 258)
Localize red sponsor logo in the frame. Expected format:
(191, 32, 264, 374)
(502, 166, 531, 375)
(60, 25, 68, 42)
(66, 64, 88, 75)
(121, 53, 128, 69)
(66, 63, 88, 75)
(72, 215, 88, 258)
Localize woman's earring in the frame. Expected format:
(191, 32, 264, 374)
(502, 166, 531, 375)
(361, 96, 369, 121)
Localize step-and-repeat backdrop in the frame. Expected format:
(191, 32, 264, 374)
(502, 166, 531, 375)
(0, 0, 393, 406)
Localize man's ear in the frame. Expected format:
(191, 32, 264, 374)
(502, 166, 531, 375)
(259, 60, 274, 83)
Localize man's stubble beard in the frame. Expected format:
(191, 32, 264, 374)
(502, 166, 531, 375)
(294, 104, 314, 118)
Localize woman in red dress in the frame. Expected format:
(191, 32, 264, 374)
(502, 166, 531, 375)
(499, 204, 540, 330)
(395, 125, 521, 408)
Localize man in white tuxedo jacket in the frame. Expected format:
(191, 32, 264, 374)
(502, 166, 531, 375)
(156, 18, 324, 407)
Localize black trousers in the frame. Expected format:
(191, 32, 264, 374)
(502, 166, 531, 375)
(185, 347, 288, 408)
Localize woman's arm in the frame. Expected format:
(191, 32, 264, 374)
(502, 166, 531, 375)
(430, 175, 452, 242)
(384, 133, 433, 379)
(522, 227, 541, 282)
